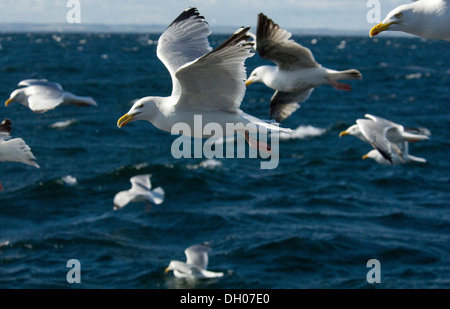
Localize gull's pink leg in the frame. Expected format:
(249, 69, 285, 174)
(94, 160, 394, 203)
(328, 79, 352, 91)
(244, 131, 272, 154)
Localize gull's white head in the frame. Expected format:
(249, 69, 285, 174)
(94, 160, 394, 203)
(165, 261, 192, 278)
(370, 3, 419, 37)
(5, 88, 26, 107)
(245, 66, 274, 87)
(117, 96, 162, 128)
(339, 124, 360, 138)
(362, 149, 391, 165)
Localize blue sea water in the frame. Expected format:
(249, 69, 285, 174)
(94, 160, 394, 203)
(0, 32, 449, 289)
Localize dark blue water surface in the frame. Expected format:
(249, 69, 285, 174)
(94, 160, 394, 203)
(0, 32, 448, 289)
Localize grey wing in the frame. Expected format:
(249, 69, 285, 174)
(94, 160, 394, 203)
(364, 114, 401, 130)
(130, 174, 152, 192)
(185, 244, 211, 270)
(357, 119, 395, 163)
(175, 26, 254, 112)
(19, 79, 63, 91)
(269, 89, 314, 122)
(113, 190, 134, 210)
(26, 85, 65, 113)
(365, 114, 428, 143)
(157, 8, 212, 97)
(148, 187, 165, 205)
(0, 137, 39, 168)
(256, 13, 319, 70)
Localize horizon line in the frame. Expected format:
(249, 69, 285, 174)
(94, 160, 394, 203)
(0, 22, 414, 38)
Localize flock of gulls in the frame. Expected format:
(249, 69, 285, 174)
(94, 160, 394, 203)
(1, 0, 449, 279)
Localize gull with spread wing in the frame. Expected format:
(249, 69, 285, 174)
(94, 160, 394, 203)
(113, 174, 164, 211)
(340, 114, 429, 165)
(5, 79, 97, 113)
(117, 8, 292, 153)
(165, 244, 224, 279)
(246, 13, 362, 122)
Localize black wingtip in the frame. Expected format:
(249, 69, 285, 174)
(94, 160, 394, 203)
(257, 12, 277, 38)
(0, 118, 12, 134)
(377, 147, 393, 164)
(211, 26, 253, 53)
(169, 7, 207, 27)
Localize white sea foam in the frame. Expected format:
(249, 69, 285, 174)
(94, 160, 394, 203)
(279, 125, 326, 140)
(60, 175, 77, 186)
(187, 159, 223, 170)
(49, 119, 77, 129)
(0, 240, 10, 249)
(405, 73, 423, 80)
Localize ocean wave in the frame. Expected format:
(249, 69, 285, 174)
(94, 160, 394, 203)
(186, 159, 223, 170)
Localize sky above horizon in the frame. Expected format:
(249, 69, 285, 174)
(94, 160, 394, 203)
(0, 0, 409, 31)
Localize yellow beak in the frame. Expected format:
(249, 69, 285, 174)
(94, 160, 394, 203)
(339, 131, 349, 138)
(5, 98, 13, 106)
(164, 267, 171, 274)
(245, 79, 253, 87)
(362, 154, 369, 160)
(117, 113, 135, 128)
(370, 22, 395, 37)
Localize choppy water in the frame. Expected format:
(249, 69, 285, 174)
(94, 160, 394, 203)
(0, 32, 449, 289)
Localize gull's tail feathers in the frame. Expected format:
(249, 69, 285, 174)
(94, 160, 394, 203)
(64, 92, 97, 107)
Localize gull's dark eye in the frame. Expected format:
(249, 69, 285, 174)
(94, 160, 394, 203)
(396, 12, 403, 18)
(137, 104, 144, 109)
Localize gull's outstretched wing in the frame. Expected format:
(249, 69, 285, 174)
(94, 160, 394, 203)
(18, 79, 63, 91)
(175, 26, 254, 112)
(130, 174, 152, 192)
(113, 190, 134, 210)
(256, 13, 319, 71)
(269, 89, 314, 122)
(157, 8, 213, 98)
(25, 85, 65, 113)
(357, 118, 396, 163)
(148, 186, 165, 205)
(185, 244, 211, 270)
(0, 137, 40, 168)
(365, 114, 429, 143)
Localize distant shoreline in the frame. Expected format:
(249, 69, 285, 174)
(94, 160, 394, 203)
(0, 23, 413, 38)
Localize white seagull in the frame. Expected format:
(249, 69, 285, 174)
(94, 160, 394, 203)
(245, 13, 362, 122)
(340, 114, 429, 164)
(370, 0, 450, 41)
(362, 148, 426, 165)
(117, 8, 292, 153)
(5, 79, 97, 113)
(165, 244, 224, 279)
(113, 174, 164, 211)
